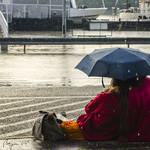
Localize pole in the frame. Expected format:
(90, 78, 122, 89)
(102, 0, 105, 8)
(126, 0, 128, 9)
(68, 0, 70, 19)
(24, 45, 26, 54)
(62, 0, 66, 38)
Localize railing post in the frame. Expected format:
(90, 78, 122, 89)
(24, 45, 26, 54)
(62, 0, 66, 38)
(1, 45, 8, 52)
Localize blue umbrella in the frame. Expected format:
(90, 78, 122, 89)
(75, 47, 150, 86)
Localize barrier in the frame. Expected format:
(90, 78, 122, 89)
(0, 37, 150, 53)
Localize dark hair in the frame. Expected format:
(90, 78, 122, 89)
(111, 78, 139, 142)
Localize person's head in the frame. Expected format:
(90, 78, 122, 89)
(110, 77, 139, 89)
(109, 77, 140, 142)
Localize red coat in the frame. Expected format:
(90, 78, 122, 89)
(77, 77, 150, 141)
(127, 77, 150, 141)
(77, 92, 120, 141)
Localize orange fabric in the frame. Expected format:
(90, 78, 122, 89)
(59, 120, 85, 140)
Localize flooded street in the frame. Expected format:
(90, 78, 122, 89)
(1, 29, 150, 87)
(0, 45, 110, 87)
(0, 24, 150, 138)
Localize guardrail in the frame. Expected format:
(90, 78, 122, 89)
(0, 37, 150, 53)
(0, 11, 8, 37)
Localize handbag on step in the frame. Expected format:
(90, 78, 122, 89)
(32, 110, 66, 141)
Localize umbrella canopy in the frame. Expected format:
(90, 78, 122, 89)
(75, 47, 150, 81)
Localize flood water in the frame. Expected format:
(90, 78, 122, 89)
(1, 16, 150, 87)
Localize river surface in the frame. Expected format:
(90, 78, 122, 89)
(1, 15, 150, 88)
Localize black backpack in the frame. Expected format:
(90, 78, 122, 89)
(32, 110, 66, 141)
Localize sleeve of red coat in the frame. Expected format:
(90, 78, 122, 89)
(85, 93, 104, 114)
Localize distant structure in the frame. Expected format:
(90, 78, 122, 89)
(118, 0, 150, 21)
(139, 0, 150, 14)
(0, 0, 107, 24)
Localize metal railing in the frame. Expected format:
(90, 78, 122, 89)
(0, 11, 8, 37)
(0, 37, 149, 44)
(0, 37, 150, 53)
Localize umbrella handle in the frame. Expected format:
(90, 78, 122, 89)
(102, 71, 109, 88)
(102, 76, 105, 88)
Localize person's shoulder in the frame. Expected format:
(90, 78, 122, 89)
(138, 77, 150, 87)
(129, 77, 149, 94)
(96, 92, 114, 99)
(145, 77, 150, 82)
(98, 91, 114, 96)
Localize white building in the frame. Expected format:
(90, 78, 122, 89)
(119, 0, 150, 21)
(139, 0, 150, 14)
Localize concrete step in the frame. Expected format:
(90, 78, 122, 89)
(0, 138, 150, 150)
(0, 98, 88, 117)
(0, 95, 87, 137)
